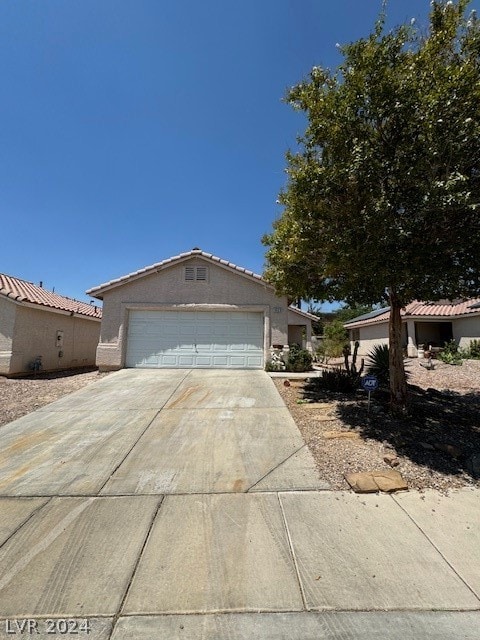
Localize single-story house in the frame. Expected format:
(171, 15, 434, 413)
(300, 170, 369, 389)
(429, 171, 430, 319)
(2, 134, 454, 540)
(344, 299, 480, 357)
(0, 274, 102, 376)
(86, 249, 317, 371)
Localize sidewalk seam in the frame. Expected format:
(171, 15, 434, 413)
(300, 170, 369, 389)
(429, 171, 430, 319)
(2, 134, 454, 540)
(391, 495, 480, 604)
(277, 493, 308, 611)
(108, 496, 166, 640)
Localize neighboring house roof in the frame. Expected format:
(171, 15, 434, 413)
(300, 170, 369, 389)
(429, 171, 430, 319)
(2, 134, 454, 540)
(288, 307, 319, 322)
(87, 249, 271, 299)
(0, 274, 102, 319)
(344, 307, 391, 326)
(344, 299, 480, 329)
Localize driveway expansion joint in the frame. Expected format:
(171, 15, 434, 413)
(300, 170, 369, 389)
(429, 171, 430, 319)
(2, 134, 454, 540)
(0, 497, 52, 552)
(246, 444, 309, 492)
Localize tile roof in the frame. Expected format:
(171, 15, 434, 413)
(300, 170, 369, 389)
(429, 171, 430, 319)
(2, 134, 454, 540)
(344, 298, 480, 328)
(87, 249, 269, 298)
(0, 274, 102, 319)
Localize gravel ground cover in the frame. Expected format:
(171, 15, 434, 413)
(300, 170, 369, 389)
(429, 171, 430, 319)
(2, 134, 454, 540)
(274, 358, 480, 492)
(0, 368, 110, 428)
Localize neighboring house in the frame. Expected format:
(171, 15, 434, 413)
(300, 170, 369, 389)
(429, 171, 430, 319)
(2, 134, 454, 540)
(344, 299, 480, 357)
(0, 274, 102, 376)
(87, 249, 316, 371)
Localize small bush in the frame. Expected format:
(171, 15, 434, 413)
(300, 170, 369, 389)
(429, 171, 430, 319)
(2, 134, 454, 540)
(286, 344, 313, 372)
(438, 339, 463, 365)
(323, 320, 349, 358)
(265, 359, 284, 372)
(467, 339, 480, 359)
(315, 368, 359, 393)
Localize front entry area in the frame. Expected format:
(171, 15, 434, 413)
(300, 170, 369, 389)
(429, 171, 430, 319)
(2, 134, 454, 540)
(125, 310, 264, 369)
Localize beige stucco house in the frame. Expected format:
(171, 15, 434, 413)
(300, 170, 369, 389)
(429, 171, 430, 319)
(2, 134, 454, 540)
(87, 249, 316, 371)
(0, 274, 102, 376)
(344, 299, 480, 357)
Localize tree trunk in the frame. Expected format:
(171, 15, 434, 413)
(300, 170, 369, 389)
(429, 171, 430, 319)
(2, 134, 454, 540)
(388, 295, 408, 411)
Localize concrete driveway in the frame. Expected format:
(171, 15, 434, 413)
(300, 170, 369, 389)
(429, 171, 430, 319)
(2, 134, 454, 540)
(0, 369, 479, 639)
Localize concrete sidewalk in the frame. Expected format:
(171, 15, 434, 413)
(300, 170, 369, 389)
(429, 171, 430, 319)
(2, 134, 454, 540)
(0, 370, 478, 638)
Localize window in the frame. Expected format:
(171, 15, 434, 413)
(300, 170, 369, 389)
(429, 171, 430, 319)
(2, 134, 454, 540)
(351, 328, 360, 341)
(185, 266, 208, 282)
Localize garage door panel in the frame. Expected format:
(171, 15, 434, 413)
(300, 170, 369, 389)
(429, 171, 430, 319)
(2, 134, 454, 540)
(126, 311, 264, 369)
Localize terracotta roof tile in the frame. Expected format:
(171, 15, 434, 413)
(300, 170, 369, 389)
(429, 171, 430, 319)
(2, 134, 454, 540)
(0, 274, 102, 319)
(345, 298, 480, 328)
(87, 249, 267, 298)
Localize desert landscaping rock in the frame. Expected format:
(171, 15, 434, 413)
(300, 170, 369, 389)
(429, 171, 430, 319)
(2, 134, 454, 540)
(301, 402, 336, 410)
(324, 430, 362, 440)
(345, 470, 408, 493)
(383, 453, 400, 467)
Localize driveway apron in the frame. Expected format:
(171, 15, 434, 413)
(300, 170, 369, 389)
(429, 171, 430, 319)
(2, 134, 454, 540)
(0, 369, 478, 636)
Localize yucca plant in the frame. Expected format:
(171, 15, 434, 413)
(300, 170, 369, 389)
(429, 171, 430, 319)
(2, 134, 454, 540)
(366, 344, 391, 384)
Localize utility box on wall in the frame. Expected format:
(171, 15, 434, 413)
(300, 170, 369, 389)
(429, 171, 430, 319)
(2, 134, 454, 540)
(55, 330, 64, 348)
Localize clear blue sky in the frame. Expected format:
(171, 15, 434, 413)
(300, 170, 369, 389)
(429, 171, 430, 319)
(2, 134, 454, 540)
(2, 1, 477, 310)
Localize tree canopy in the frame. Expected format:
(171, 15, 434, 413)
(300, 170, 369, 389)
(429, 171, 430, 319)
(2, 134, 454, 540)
(263, 0, 480, 408)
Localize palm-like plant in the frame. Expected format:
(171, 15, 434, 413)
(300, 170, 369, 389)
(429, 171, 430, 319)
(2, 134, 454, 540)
(366, 344, 391, 384)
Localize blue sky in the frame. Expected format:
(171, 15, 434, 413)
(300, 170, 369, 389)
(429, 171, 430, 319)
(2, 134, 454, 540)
(2, 0, 477, 311)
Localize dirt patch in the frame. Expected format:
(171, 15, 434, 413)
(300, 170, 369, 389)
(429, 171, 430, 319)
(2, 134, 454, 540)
(275, 358, 480, 492)
(0, 368, 110, 428)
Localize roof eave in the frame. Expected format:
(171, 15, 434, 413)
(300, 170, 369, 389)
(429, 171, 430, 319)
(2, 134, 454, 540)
(87, 252, 273, 298)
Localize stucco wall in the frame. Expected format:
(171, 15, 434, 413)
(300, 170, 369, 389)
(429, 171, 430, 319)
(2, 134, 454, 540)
(351, 316, 480, 357)
(453, 315, 480, 349)
(95, 257, 290, 370)
(8, 305, 101, 375)
(0, 297, 16, 374)
(287, 308, 313, 350)
(350, 322, 390, 356)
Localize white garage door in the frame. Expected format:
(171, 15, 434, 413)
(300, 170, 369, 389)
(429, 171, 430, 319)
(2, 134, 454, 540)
(126, 310, 264, 369)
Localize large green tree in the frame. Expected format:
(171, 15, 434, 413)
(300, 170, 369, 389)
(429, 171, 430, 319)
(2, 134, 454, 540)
(263, 0, 480, 409)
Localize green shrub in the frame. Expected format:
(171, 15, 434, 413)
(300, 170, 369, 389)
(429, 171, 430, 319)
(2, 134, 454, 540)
(265, 359, 283, 372)
(286, 344, 313, 372)
(438, 339, 463, 365)
(467, 339, 480, 359)
(323, 320, 349, 358)
(315, 367, 359, 393)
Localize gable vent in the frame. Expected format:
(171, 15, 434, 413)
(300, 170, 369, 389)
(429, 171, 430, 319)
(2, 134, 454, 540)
(185, 266, 208, 282)
(196, 266, 207, 281)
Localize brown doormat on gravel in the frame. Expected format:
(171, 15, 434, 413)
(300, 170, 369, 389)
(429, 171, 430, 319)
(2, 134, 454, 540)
(344, 470, 408, 493)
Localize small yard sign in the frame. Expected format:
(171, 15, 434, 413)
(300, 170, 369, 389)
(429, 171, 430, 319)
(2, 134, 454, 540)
(361, 375, 379, 391)
(361, 375, 378, 413)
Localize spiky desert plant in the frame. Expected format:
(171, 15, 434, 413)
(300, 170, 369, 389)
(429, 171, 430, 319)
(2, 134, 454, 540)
(366, 344, 391, 383)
